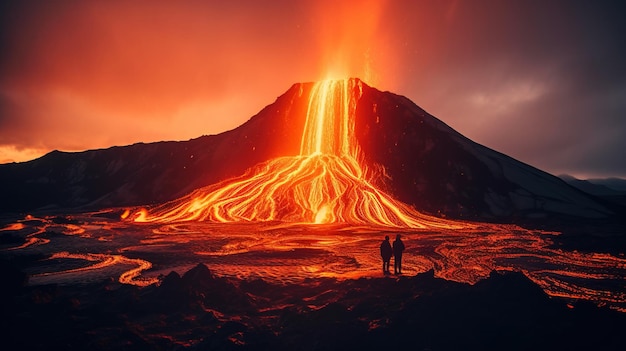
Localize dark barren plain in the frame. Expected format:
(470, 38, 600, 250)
(2, 80, 626, 350)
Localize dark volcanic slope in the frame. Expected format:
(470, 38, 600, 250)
(0, 79, 613, 221)
(353, 84, 612, 220)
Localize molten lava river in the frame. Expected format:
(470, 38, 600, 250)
(1, 79, 625, 313)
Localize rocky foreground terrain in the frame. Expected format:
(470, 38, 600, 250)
(2, 261, 625, 351)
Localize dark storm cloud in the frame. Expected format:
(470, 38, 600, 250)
(390, 0, 626, 178)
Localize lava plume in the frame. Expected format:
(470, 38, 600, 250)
(129, 79, 466, 229)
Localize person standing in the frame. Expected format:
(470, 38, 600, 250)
(380, 235, 392, 275)
(393, 234, 405, 275)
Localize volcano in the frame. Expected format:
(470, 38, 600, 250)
(0, 78, 612, 222)
(128, 79, 468, 229)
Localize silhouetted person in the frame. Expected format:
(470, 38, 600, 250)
(393, 234, 405, 275)
(380, 235, 392, 275)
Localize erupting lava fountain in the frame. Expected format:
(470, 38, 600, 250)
(128, 78, 468, 229)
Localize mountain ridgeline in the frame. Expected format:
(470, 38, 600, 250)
(0, 79, 615, 222)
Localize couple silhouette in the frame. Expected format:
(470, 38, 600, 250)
(380, 234, 405, 275)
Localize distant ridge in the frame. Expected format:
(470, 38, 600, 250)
(559, 175, 626, 196)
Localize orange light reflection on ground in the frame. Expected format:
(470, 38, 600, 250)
(2, 216, 626, 311)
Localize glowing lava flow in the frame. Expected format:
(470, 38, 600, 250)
(131, 79, 466, 229)
(32, 251, 158, 287)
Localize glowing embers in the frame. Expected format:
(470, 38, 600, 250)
(130, 79, 465, 229)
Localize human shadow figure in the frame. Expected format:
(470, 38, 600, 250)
(379, 235, 392, 275)
(393, 234, 405, 275)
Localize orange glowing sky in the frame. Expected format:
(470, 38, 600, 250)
(1, 0, 625, 178)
